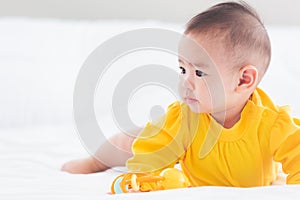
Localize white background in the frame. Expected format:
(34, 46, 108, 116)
(1, 0, 300, 26)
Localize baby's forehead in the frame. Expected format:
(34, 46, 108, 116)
(177, 33, 227, 68)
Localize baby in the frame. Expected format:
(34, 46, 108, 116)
(62, 1, 300, 186)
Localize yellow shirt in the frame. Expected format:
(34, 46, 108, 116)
(126, 88, 300, 186)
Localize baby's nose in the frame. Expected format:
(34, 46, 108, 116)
(182, 73, 195, 90)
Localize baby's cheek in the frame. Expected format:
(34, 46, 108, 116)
(177, 80, 185, 98)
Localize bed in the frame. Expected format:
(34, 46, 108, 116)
(1, 17, 300, 199)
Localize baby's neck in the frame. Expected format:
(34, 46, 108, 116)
(211, 102, 247, 129)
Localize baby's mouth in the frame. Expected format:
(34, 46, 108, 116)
(184, 97, 198, 104)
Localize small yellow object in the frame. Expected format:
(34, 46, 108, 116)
(131, 174, 139, 191)
(111, 168, 191, 194)
(159, 168, 191, 189)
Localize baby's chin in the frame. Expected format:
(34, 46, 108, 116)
(183, 100, 208, 114)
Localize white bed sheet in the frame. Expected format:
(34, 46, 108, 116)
(1, 126, 300, 200)
(0, 126, 118, 199)
(1, 18, 300, 199)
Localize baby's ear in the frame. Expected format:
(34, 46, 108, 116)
(235, 65, 258, 93)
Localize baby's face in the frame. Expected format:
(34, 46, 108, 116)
(177, 33, 237, 114)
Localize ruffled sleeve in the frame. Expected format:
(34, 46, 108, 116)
(270, 107, 300, 184)
(126, 101, 189, 173)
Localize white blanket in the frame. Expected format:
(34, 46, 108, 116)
(1, 18, 300, 199)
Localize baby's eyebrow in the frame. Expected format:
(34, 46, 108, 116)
(178, 58, 184, 64)
(178, 58, 193, 65)
(193, 64, 208, 69)
(178, 58, 208, 69)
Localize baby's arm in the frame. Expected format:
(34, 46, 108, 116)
(270, 111, 300, 184)
(61, 128, 140, 174)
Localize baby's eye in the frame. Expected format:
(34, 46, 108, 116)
(195, 70, 206, 77)
(179, 66, 186, 74)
